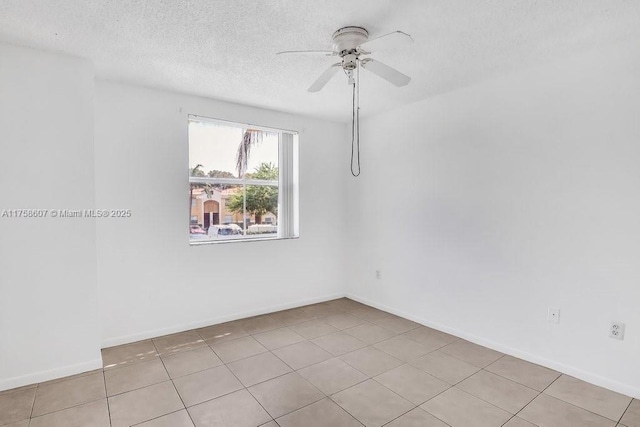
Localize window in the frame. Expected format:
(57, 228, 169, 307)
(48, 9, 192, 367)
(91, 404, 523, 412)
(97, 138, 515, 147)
(188, 115, 299, 244)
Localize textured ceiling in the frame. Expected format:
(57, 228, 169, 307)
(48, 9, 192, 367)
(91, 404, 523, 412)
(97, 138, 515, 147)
(1, 0, 639, 121)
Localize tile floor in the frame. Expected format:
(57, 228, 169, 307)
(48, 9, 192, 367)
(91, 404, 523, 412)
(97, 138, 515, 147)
(1, 298, 638, 427)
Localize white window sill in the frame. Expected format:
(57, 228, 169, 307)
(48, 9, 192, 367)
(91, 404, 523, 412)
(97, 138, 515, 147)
(189, 235, 299, 246)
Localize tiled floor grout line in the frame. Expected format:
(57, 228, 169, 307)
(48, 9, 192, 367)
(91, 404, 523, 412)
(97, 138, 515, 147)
(27, 395, 109, 420)
(502, 373, 564, 426)
(378, 378, 456, 427)
(128, 409, 185, 427)
(216, 362, 277, 426)
(480, 363, 557, 394)
(141, 339, 195, 427)
(28, 383, 38, 420)
(101, 369, 112, 427)
(617, 399, 633, 425)
(536, 376, 629, 423)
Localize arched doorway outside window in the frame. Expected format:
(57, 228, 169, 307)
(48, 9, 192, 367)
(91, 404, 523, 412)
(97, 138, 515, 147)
(203, 200, 220, 231)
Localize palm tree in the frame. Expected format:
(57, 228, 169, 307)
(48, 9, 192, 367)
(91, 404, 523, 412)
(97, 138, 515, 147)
(235, 129, 266, 178)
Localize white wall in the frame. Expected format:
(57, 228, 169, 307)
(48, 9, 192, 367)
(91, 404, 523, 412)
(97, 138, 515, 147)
(347, 41, 640, 397)
(94, 81, 348, 346)
(0, 43, 102, 390)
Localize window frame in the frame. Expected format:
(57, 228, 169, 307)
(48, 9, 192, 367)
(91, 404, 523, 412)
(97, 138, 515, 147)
(188, 115, 299, 245)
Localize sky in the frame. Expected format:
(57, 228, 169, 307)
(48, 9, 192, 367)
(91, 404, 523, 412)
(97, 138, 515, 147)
(189, 120, 278, 176)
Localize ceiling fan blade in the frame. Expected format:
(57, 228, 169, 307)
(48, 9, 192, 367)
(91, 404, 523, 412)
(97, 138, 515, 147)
(361, 59, 411, 87)
(308, 63, 342, 92)
(277, 50, 335, 56)
(358, 31, 413, 53)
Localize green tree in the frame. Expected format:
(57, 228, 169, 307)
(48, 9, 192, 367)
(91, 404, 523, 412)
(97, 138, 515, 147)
(226, 163, 278, 225)
(207, 169, 237, 190)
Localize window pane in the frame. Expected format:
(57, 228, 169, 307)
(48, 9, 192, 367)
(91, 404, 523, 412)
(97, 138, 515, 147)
(189, 183, 278, 242)
(189, 120, 278, 179)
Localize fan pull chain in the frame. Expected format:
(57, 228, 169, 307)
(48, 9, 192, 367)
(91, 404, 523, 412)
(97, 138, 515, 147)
(350, 62, 361, 177)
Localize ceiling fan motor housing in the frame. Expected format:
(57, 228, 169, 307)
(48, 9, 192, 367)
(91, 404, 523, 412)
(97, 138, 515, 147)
(332, 26, 369, 54)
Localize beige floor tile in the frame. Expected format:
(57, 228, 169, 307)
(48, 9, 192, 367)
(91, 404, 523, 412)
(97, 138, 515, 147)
(188, 389, 271, 427)
(210, 335, 268, 363)
(457, 370, 538, 414)
(227, 352, 291, 387)
(0, 387, 35, 425)
(385, 407, 449, 427)
(161, 346, 223, 378)
(0, 384, 37, 397)
(172, 365, 243, 407)
(323, 313, 367, 330)
(273, 340, 333, 369)
(29, 399, 109, 427)
(269, 308, 314, 326)
(289, 319, 339, 339)
(402, 327, 459, 351)
(350, 307, 392, 322)
(253, 327, 305, 350)
(298, 358, 367, 395)
(152, 330, 206, 356)
(340, 347, 404, 377)
(1, 420, 29, 427)
(374, 336, 431, 362)
(238, 314, 284, 334)
(102, 339, 158, 370)
(373, 316, 421, 334)
(276, 398, 363, 427)
(299, 303, 343, 318)
(519, 394, 616, 427)
(375, 364, 450, 405)
(197, 321, 248, 344)
(38, 369, 103, 387)
(485, 355, 560, 391)
(105, 358, 169, 396)
(344, 323, 396, 345)
(248, 372, 324, 418)
(134, 409, 194, 427)
(311, 331, 367, 356)
(503, 417, 538, 427)
(544, 375, 632, 421)
(135, 409, 194, 426)
(259, 422, 278, 427)
(421, 387, 511, 427)
(108, 381, 184, 427)
(410, 350, 480, 384)
(32, 371, 105, 417)
(439, 340, 503, 368)
(332, 379, 414, 427)
(621, 399, 640, 427)
(325, 298, 364, 312)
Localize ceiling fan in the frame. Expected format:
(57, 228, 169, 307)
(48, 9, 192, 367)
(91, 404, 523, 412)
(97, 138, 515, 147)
(277, 26, 413, 92)
(278, 26, 413, 177)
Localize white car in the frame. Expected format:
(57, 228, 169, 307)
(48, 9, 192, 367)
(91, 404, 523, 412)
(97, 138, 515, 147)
(207, 224, 243, 239)
(247, 224, 277, 234)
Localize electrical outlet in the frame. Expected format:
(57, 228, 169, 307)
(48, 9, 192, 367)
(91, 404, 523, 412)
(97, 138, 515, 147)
(375, 270, 381, 279)
(610, 322, 625, 340)
(548, 308, 560, 324)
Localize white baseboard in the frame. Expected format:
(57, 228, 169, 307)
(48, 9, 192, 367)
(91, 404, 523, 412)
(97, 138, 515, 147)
(346, 293, 640, 399)
(0, 358, 103, 392)
(102, 292, 346, 348)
